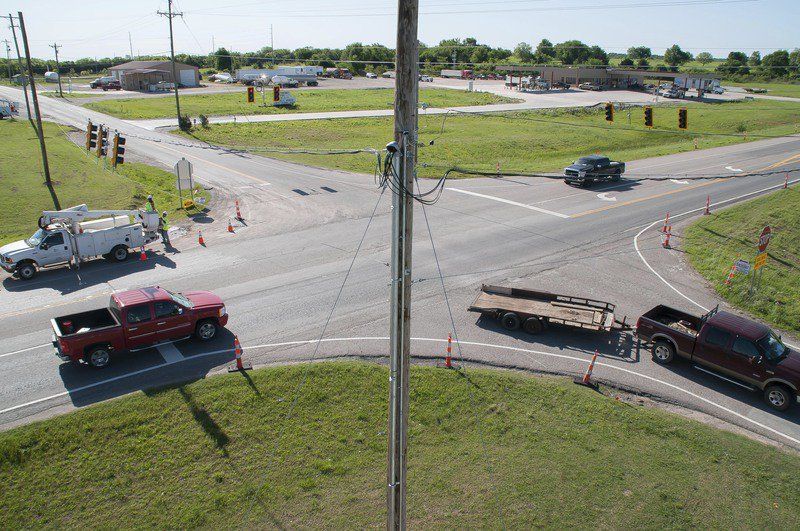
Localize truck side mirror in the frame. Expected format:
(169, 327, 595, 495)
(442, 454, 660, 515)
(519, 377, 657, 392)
(40, 243, 48, 250)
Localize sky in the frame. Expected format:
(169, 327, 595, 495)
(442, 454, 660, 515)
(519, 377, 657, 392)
(0, 0, 797, 61)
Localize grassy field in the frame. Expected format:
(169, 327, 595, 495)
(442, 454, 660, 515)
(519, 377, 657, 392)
(0, 119, 206, 245)
(1, 362, 798, 528)
(41, 91, 97, 99)
(182, 99, 800, 178)
(685, 186, 800, 334)
(724, 81, 800, 99)
(83, 88, 518, 119)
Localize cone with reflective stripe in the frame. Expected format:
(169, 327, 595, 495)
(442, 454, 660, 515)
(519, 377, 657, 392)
(785, 173, 790, 189)
(198, 230, 205, 246)
(437, 333, 459, 369)
(724, 262, 736, 286)
(662, 226, 672, 249)
(139, 246, 147, 261)
(227, 219, 234, 233)
(235, 200, 243, 221)
(574, 350, 599, 388)
(704, 195, 710, 215)
(228, 336, 252, 372)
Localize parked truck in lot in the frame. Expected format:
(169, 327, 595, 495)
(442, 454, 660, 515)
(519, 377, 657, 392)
(440, 69, 474, 79)
(637, 305, 799, 411)
(52, 286, 229, 368)
(563, 155, 625, 186)
(0, 205, 161, 280)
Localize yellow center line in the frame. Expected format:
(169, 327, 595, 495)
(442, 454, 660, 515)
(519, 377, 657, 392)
(570, 151, 800, 219)
(155, 142, 268, 185)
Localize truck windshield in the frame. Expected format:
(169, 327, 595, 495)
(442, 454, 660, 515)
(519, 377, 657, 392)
(758, 331, 787, 361)
(576, 158, 595, 165)
(25, 228, 49, 247)
(166, 290, 194, 308)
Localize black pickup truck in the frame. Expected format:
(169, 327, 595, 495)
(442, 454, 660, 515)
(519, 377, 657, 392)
(637, 305, 799, 411)
(564, 155, 626, 186)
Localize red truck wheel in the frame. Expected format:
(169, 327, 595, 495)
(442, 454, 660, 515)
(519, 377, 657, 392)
(85, 346, 111, 369)
(651, 340, 675, 364)
(195, 319, 218, 341)
(764, 385, 794, 412)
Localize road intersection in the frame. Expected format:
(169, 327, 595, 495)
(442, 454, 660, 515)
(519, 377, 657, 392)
(0, 84, 799, 449)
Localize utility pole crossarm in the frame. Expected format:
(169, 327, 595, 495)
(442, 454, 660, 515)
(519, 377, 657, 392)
(49, 42, 63, 97)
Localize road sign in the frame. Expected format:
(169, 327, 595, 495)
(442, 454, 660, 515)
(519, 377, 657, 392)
(757, 225, 771, 253)
(754, 252, 767, 271)
(735, 259, 751, 274)
(175, 158, 193, 190)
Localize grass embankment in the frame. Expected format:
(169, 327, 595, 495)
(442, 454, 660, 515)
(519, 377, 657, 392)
(41, 91, 97, 99)
(183, 99, 800, 178)
(0, 119, 206, 245)
(1, 362, 798, 528)
(685, 186, 800, 335)
(724, 81, 800, 99)
(84, 88, 518, 119)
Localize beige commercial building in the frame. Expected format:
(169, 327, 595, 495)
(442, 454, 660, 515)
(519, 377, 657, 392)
(109, 60, 199, 91)
(496, 66, 718, 90)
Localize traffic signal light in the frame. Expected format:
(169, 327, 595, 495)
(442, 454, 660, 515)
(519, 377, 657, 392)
(86, 121, 98, 150)
(273, 85, 280, 102)
(604, 102, 614, 122)
(678, 108, 688, 130)
(644, 106, 653, 128)
(96, 126, 108, 157)
(112, 133, 126, 167)
(246, 86, 255, 103)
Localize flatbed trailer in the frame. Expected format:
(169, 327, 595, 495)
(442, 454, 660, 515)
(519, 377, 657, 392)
(468, 284, 629, 334)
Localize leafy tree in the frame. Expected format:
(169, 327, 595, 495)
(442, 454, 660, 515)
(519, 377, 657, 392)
(514, 42, 533, 63)
(695, 52, 714, 65)
(554, 40, 590, 65)
(535, 39, 555, 58)
(637, 58, 650, 68)
(761, 49, 790, 77)
(619, 57, 634, 67)
(588, 45, 609, 65)
(748, 51, 761, 66)
(664, 44, 692, 66)
(626, 46, 652, 61)
(716, 51, 749, 75)
(214, 47, 232, 72)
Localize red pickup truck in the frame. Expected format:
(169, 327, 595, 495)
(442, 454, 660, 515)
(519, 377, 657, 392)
(637, 305, 799, 411)
(52, 286, 229, 369)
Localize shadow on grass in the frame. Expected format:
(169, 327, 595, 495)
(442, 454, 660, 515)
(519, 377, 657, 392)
(178, 387, 230, 455)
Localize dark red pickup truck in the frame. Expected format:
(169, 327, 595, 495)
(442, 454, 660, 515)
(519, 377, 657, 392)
(637, 305, 799, 411)
(52, 286, 229, 368)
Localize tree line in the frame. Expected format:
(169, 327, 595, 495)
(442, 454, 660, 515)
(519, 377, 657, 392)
(2, 38, 798, 81)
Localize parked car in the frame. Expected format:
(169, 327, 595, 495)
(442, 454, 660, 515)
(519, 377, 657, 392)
(102, 80, 121, 91)
(211, 73, 235, 83)
(710, 86, 725, 94)
(578, 82, 602, 91)
(563, 155, 625, 186)
(272, 75, 299, 88)
(366, 72, 378, 79)
(52, 286, 229, 369)
(552, 81, 570, 89)
(89, 76, 115, 89)
(637, 305, 799, 411)
(420, 75, 433, 82)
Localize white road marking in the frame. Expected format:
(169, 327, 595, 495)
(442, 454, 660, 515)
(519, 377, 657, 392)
(448, 188, 570, 218)
(670, 179, 689, 184)
(725, 166, 743, 172)
(156, 342, 185, 364)
(0, 343, 52, 359)
(597, 192, 617, 202)
(2, 336, 797, 447)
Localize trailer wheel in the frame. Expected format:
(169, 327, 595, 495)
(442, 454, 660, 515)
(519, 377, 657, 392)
(523, 317, 543, 335)
(652, 340, 675, 364)
(16, 262, 37, 281)
(764, 384, 794, 412)
(85, 346, 112, 369)
(500, 312, 521, 331)
(110, 245, 129, 262)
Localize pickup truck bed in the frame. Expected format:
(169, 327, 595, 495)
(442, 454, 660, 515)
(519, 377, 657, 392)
(52, 308, 119, 335)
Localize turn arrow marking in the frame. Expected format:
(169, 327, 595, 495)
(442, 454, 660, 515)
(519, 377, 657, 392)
(597, 192, 617, 202)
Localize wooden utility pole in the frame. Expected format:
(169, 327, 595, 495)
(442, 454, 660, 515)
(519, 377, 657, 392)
(5, 14, 34, 129)
(19, 12, 60, 209)
(49, 42, 63, 97)
(157, 0, 183, 126)
(387, 0, 418, 529)
(2, 39, 11, 81)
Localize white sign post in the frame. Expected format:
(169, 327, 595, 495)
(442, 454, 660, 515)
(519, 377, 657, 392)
(174, 158, 193, 209)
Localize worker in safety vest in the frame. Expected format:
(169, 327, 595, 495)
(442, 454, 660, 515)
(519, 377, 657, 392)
(146, 195, 156, 212)
(158, 211, 170, 245)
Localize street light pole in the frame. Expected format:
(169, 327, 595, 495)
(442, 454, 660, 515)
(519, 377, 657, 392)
(386, 0, 418, 529)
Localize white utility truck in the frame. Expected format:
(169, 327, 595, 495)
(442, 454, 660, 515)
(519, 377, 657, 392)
(0, 205, 161, 280)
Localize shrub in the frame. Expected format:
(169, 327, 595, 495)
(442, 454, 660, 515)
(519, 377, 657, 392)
(178, 114, 192, 132)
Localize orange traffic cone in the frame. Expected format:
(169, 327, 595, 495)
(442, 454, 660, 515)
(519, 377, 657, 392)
(227, 219, 235, 233)
(437, 333, 459, 369)
(724, 262, 737, 286)
(662, 226, 672, 249)
(235, 200, 243, 221)
(227, 336, 252, 372)
(139, 246, 147, 261)
(785, 173, 790, 189)
(574, 350, 599, 388)
(704, 195, 711, 215)
(198, 230, 205, 246)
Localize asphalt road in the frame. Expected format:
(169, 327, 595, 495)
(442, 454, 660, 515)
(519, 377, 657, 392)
(1, 84, 800, 450)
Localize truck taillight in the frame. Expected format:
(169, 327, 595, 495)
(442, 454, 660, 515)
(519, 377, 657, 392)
(636, 317, 642, 330)
(58, 339, 70, 353)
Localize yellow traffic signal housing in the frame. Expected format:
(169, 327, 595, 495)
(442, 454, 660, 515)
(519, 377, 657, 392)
(96, 126, 108, 158)
(604, 102, 614, 122)
(86, 121, 98, 150)
(247, 86, 255, 103)
(112, 133, 126, 167)
(678, 108, 688, 130)
(644, 106, 654, 128)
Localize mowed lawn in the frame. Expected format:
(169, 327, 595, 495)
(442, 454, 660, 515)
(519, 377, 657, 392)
(0, 120, 203, 245)
(685, 186, 800, 334)
(183, 99, 800, 178)
(724, 81, 800, 99)
(84, 88, 519, 119)
(1, 362, 798, 529)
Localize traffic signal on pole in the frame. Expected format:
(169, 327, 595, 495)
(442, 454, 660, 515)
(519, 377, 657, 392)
(273, 85, 280, 102)
(644, 106, 653, 128)
(86, 121, 98, 150)
(678, 108, 688, 130)
(604, 102, 614, 122)
(96, 126, 108, 157)
(246, 86, 255, 103)
(112, 133, 126, 167)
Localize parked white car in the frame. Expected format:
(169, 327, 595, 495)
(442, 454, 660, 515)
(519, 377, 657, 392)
(366, 72, 378, 79)
(420, 75, 433, 82)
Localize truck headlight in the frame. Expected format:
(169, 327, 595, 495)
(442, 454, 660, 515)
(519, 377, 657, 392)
(218, 306, 227, 318)
(1, 255, 12, 264)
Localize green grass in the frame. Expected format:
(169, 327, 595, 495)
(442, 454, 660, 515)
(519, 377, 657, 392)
(724, 81, 800, 99)
(0, 119, 207, 245)
(83, 88, 518, 119)
(1, 361, 797, 528)
(41, 91, 97, 99)
(685, 186, 800, 334)
(181, 99, 800, 178)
